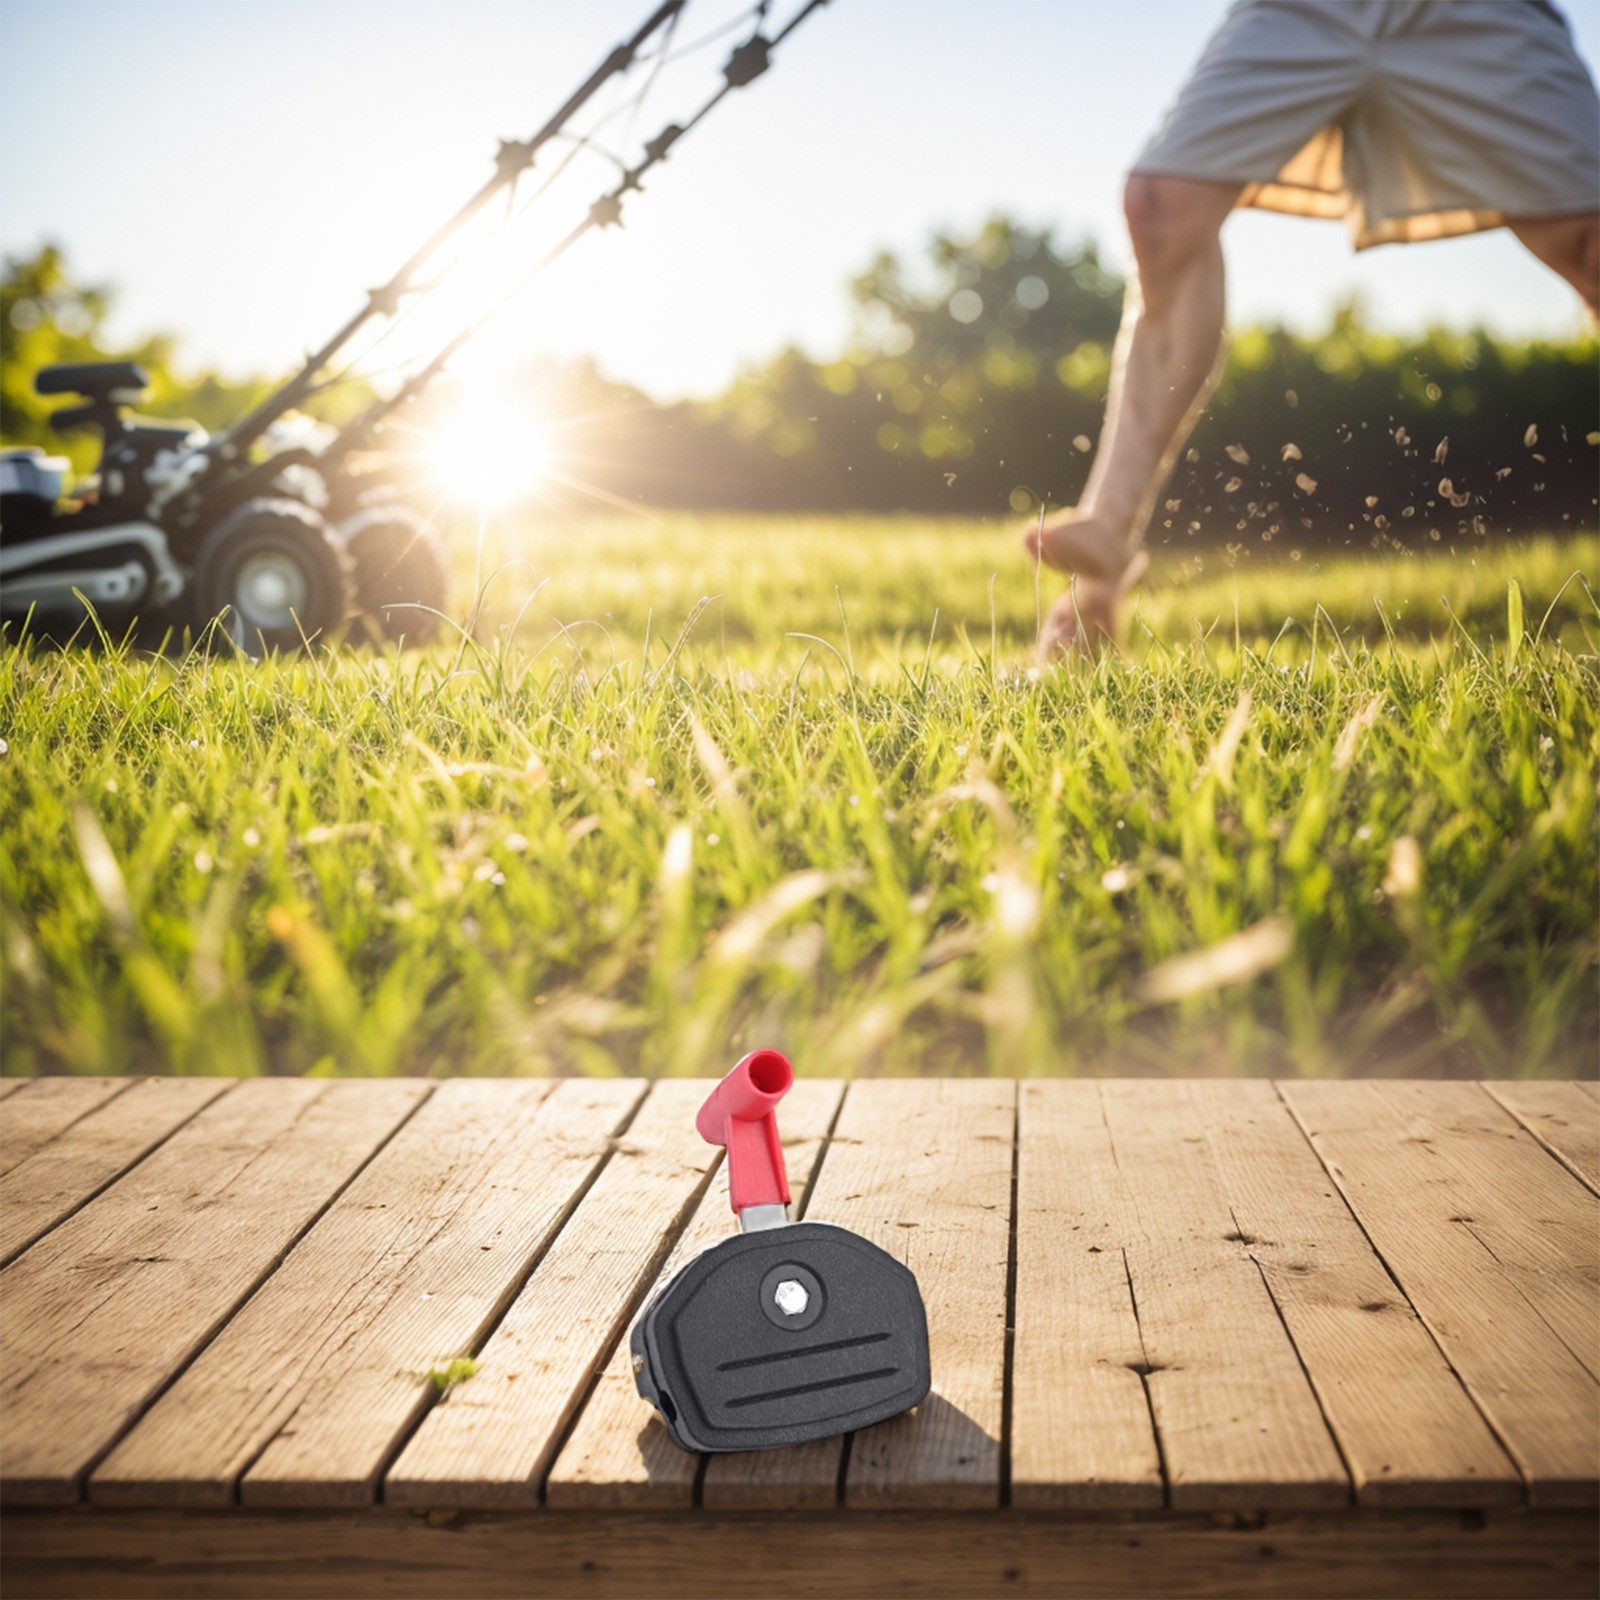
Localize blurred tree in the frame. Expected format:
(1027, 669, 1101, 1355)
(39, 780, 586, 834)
(683, 217, 1596, 542)
(4, 234, 1593, 546)
(1, 246, 371, 475)
(850, 216, 1124, 369)
(1, 245, 169, 471)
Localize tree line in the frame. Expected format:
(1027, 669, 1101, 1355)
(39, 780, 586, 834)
(4, 223, 1595, 552)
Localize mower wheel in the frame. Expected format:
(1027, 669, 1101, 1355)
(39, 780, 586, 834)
(192, 497, 353, 656)
(341, 505, 449, 646)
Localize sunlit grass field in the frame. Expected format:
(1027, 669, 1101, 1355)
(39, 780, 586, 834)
(2, 515, 1596, 1079)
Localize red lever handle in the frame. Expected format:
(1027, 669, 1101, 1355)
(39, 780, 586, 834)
(696, 1049, 794, 1215)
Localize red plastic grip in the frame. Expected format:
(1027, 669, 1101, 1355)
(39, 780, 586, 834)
(696, 1049, 794, 1215)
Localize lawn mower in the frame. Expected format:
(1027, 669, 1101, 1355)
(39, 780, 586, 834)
(0, 0, 828, 655)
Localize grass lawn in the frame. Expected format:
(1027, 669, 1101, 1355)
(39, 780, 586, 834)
(1, 515, 1596, 1079)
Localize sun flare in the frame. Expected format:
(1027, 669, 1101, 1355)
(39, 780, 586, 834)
(426, 399, 556, 506)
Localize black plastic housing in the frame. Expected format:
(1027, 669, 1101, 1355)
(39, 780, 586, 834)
(631, 1221, 930, 1453)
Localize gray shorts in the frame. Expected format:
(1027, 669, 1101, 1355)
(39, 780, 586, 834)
(1133, 0, 1600, 247)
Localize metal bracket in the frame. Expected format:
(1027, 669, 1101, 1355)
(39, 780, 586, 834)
(738, 1202, 792, 1233)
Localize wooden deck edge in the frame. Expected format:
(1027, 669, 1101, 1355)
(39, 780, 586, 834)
(3, 1507, 1596, 1600)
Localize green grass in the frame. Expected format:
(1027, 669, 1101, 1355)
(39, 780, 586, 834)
(2, 515, 1597, 1079)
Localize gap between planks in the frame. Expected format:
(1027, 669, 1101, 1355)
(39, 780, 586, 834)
(1279, 1080, 1599, 1509)
(1, 1079, 438, 1506)
(544, 1080, 848, 1512)
(0, 1078, 237, 1267)
(0, 1078, 140, 1176)
(6, 1077, 1595, 1520)
(384, 1079, 734, 1508)
(1479, 1081, 1599, 1197)
(92, 1079, 647, 1509)
(699, 1079, 1015, 1513)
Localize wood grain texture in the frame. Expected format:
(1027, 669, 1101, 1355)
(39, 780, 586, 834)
(0, 1078, 234, 1266)
(1010, 1080, 1164, 1510)
(546, 1079, 845, 1511)
(702, 1079, 1015, 1511)
(4, 1508, 1596, 1600)
(1481, 1081, 1600, 1195)
(1198, 1080, 1519, 1508)
(0, 1077, 133, 1174)
(385, 1081, 725, 1508)
(1281, 1080, 1600, 1508)
(838, 1079, 1015, 1509)
(0, 1079, 29, 1100)
(7, 1076, 1597, 1536)
(93, 1079, 642, 1510)
(0, 1079, 429, 1506)
(1095, 1080, 1351, 1511)
(1360, 1081, 1599, 1383)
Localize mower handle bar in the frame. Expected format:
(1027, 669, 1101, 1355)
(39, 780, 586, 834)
(216, 0, 688, 459)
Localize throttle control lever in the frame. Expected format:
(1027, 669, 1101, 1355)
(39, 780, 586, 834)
(631, 1050, 931, 1452)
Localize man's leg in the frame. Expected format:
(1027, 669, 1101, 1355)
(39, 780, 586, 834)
(1510, 213, 1599, 317)
(1026, 175, 1240, 589)
(1036, 548, 1149, 662)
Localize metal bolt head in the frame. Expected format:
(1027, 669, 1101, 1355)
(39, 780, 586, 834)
(773, 1279, 809, 1317)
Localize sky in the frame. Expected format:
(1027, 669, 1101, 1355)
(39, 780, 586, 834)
(2, 0, 1597, 400)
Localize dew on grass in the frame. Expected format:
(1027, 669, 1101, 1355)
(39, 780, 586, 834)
(1382, 837, 1422, 898)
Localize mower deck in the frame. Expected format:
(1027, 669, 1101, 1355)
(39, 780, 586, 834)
(1, 1076, 1595, 1598)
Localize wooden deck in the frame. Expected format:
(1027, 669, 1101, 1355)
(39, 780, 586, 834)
(0, 1076, 1595, 1598)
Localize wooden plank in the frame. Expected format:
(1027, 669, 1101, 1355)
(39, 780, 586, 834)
(385, 1080, 726, 1507)
(1349, 1082, 1598, 1382)
(1201, 1080, 1519, 1508)
(0, 1078, 133, 1174)
(1095, 1080, 1351, 1511)
(1012, 1080, 1515, 1511)
(1010, 1080, 1164, 1510)
(0, 1078, 29, 1100)
(5, 1508, 1598, 1600)
(0, 1078, 235, 1266)
(704, 1079, 1015, 1511)
(545, 1079, 844, 1510)
(0, 1079, 429, 1505)
(1481, 1082, 1600, 1195)
(92, 1079, 643, 1510)
(1281, 1080, 1600, 1507)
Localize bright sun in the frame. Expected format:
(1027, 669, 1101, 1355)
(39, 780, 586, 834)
(426, 400, 555, 506)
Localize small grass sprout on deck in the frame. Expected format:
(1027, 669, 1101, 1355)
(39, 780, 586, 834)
(427, 1358, 482, 1394)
